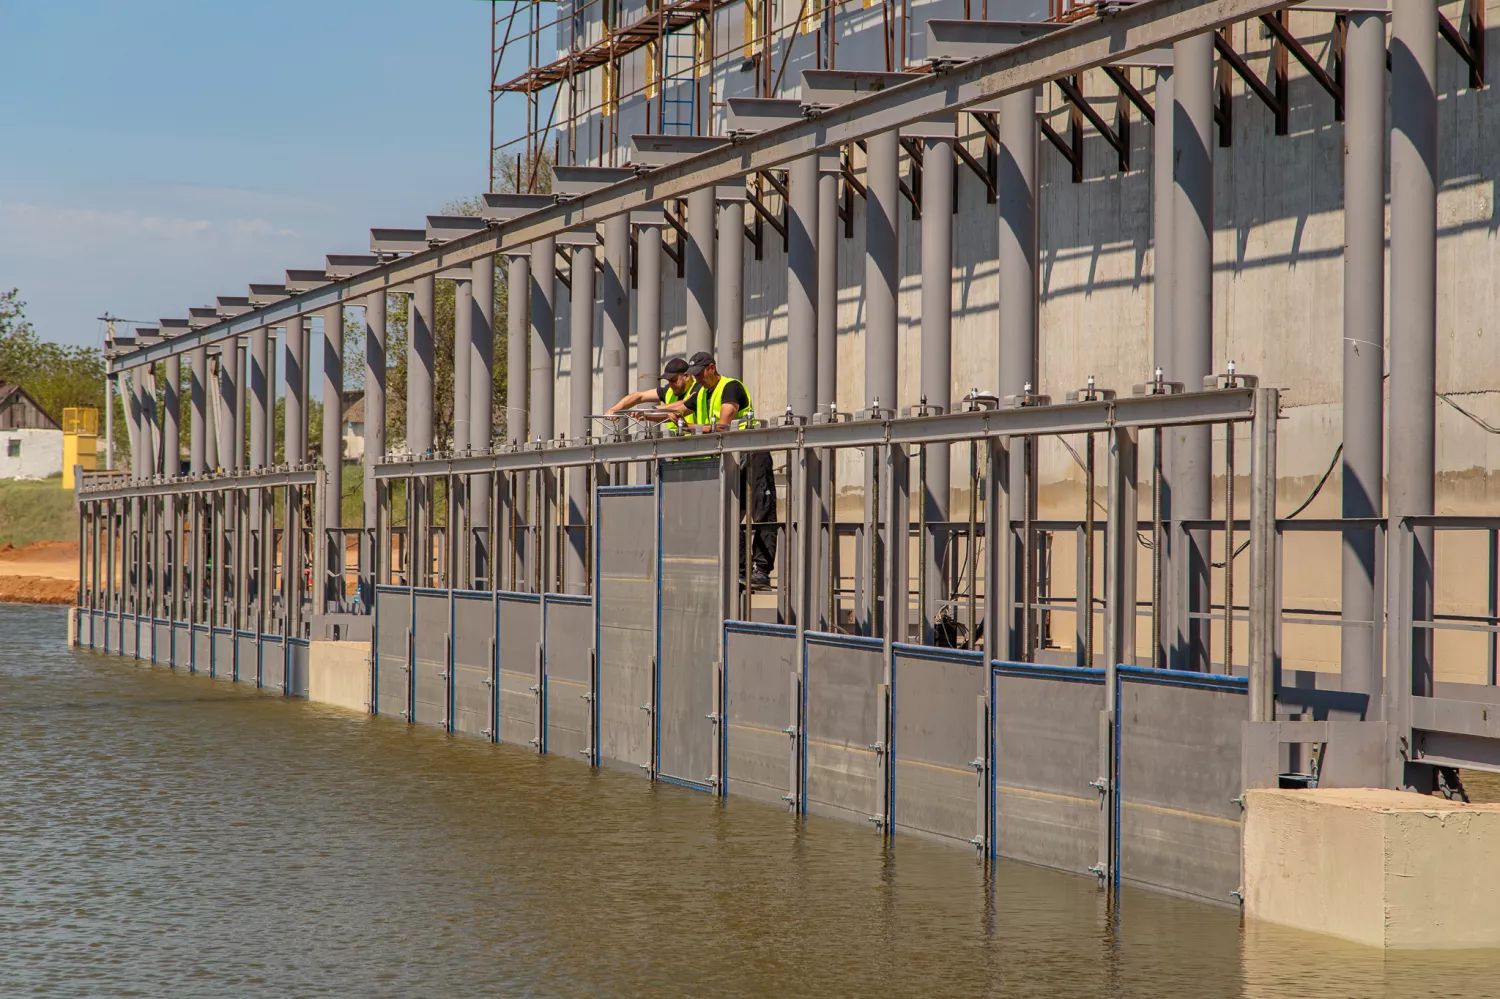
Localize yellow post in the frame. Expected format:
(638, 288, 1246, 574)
(62, 406, 99, 489)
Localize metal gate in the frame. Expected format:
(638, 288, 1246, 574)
(803, 632, 888, 825)
(724, 621, 797, 806)
(374, 586, 412, 719)
(655, 460, 724, 791)
(595, 485, 656, 772)
(544, 594, 593, 761)
(496, 591, 542, 749)
(892, 644, 987, 848)
(411, 589, 450, 729)
(451, 592, 497, 739)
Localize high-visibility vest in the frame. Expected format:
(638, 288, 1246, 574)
(693, 376, 755, 429)
(662, 383, 696, 432)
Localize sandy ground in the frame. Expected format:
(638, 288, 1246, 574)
(0, 541, 78, 605)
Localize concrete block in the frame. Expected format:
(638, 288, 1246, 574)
(1243, 788, 1500, 950)
(308, 640, 371, 714)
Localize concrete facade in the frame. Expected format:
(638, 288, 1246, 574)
(1243, 787, 1500, 950)
(0, 428, 64, 480)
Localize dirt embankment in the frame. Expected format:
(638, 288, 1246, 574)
(0, 541, 79, 605)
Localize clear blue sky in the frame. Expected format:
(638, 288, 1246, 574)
(0, 1, 520, 350)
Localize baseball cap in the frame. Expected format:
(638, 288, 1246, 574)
(660, 357, 689, 379)
(686, 351, 714, 375)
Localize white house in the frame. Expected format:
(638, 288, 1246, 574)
(0, 384, 63, 480)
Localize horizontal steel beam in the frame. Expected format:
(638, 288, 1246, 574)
(78, 467, 319, 501)
(111, 0, 1305, 372)
(371, 388, 1258, 479)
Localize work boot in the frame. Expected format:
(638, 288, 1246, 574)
(750, 568, 771, 589)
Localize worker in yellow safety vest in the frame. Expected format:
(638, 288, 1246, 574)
(604, 356, 701, 431)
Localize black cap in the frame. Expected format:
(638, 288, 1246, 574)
(660, 357, 689, 380)
(686, 351, 714, 375)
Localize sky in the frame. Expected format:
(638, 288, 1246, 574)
(0, 1, 521, 351)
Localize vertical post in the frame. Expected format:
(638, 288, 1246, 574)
(104, 373, 116, 470)
(409, 275, 436, 454)
(984, 436, 1014, 662)
(686, 188, 716, 357)
(1248, 388, 1279, 723)
(921, 129, 955, 638)
(602, 215, 631, 413)
(531, 237, 557, 442)
(787, 155, 819, 419)
(1152, 66, 1177, 664)
(1389, 0, 1438, 713)
(454, 272, 474, 455)
(817, 161, 839, 413)
(232, 343, 247, 472)
(190, 347, 207, 474)
(864, 130, 899, 410)
(323, 305, 344, 542)
(1104, 426, 1139, 674)
(717, 194, 745, 377)
(635, 224, 663, 393)
(364, 292, 387, 604)
(163, 355, 181, 476)
(472, 253, 496, 582)
(285, 315, 306, 464)
(506, 253, 531, 445)
(567, 240, 597, 593)
(250, 327, 269, 470)
(1172, 33, 1215, 671)
(1342, 10, 1387, 707)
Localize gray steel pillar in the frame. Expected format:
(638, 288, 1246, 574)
(1152, 66, 1177, 668)
(285, 315, 306, 464)
(409, 275, 436, 454)
(686, 187, 716, 357)
(190, 346, 207, 474)
(602, 215, 630, 409)
(921, 134, 954, 520)
(1172, 34, 1215, 671)
(104, 374, 116, 470)
(636, 224, 663, 392)
(454, 274, 473, 454)
(250, 327, 269, 470)
(163, 355, 181, 477)
(787, 155, 819, 419)
(128, 366, 145, 481)
(998, 92, 1037, 403)
(817, 165, 839, 411)
(1389, 0, 1438, 703)
(472, 253, 495, 494)
(864, 130, 899, 411)
(322, 305, 344, 533)
(567, 241, 596, 592)
(364, 291, 387, 532)
(234, 342, 246, 471)
(717, 196, 745, 377)
(1342, 11, 1387, 706)
(506, 254, 530, 445)
(530, 237, 557, 441)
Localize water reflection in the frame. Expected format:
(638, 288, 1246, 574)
(1, 605, 1495, 997)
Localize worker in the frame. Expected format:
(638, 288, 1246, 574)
(676, 351, 776, 587)
(603, 357, 700, 427)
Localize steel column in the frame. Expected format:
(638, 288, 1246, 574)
(232, 343, 247, 472)
(1172, 33, 1215, 671)
(635, 224, 663, 392)
(1152, 66, 1177, 664)
(163, 355, 180, 477)
(601, 214, 630, 414)
(1341, 10, 1387, 707)
(128, 366, 144, 480)
(285, 315, 306, 464)
(817, 165, 839, 412)
(506, 253, 531, 445)
(410, 276, 436, 454)
(530, 237, 557, 442)
(567, 241, 596, 592)
(717, 196, 745, 377)
(472, 253, 496, 578)
(322, 305, 344, 534)
(686, 188, 716, 358)
(787, 155, 819, 419)
(250, 328, 269, 470)
(189, 347, 207, 474)
(364, 292, 386, 604)
(1389, 0, 1438, 718)
(454, 273, 474, 454)
(920, 133, 955, 640)
(864, 130, 899, 411)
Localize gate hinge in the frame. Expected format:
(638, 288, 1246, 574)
(1089, 778, 1110, 794)
(482, 727, 493, 736)
(1088, 864, 1107, 879)
(528, 684, 540, 692)
(868, 741, 886, 755)
(482, 678, 493, 687)
(705, 712, 720, 722)
(1230, 888, 1243, 902)
(969, 758, 985, 772)
(640, 704, 654, 713)
(866, 815, 886, 828)
(438, 671, 449, 679)
(581, 692, 594, 701)
(1231, 796, 1245, 810)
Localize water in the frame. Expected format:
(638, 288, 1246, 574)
(2, 604, 1496, 998)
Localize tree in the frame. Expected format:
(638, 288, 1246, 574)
(0, 289, 116, 449)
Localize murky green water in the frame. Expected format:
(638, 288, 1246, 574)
(2, 604, 1496, 997)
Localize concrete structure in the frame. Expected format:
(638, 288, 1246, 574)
(1244, 788, 1500, 950)
(0, 385, 63, 480)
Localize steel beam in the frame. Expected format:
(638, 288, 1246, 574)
(1341, 10, 1387, 707)
(111, 0, 1299, 371)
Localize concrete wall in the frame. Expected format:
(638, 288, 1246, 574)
(308, 640, 371, 713)
(1244, 788, 1500, 950)
(0, 428, 63, 480)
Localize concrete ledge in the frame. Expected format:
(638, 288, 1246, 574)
(308, 640, 371, 714)
(1244, 788, 1500, 950)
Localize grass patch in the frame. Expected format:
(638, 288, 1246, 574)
(0, 479, 78, 546)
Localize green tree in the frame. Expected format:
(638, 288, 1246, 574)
(0, 288, 118, 453)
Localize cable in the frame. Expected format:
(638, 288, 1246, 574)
(1439, 392, 1500, 435)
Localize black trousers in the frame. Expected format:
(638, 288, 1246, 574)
(740, 450, 777, 574)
